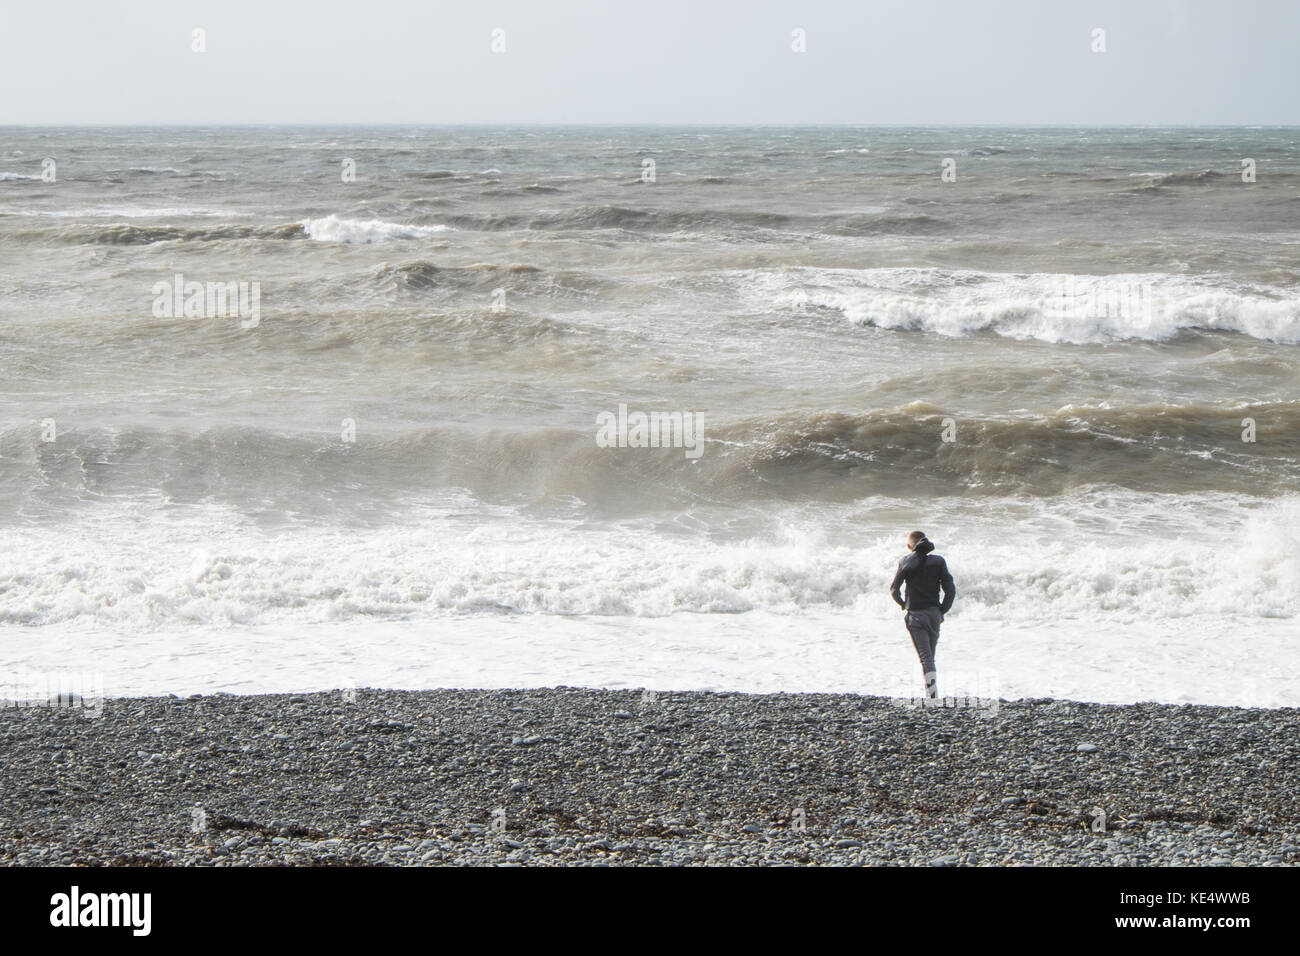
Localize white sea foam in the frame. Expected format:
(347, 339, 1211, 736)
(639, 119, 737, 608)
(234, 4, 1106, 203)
(743, 267, 1300, 344)
(6, 494, 1296, 705)
(9, 612, 1294, 706)
(1, 495, 1294, 630)
(301, 215, 453, 243)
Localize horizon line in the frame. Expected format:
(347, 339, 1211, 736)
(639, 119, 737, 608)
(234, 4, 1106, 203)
(3, 121, 1298, 129)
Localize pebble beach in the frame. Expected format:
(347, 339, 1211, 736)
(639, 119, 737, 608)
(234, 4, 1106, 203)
(2, 687, 1297, 866)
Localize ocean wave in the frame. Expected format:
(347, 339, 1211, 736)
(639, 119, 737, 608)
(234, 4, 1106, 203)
(1127, 169, 1226, 190)
(367, 258, 603, 301)
(0, 494, 1295, 628)
(5, 206, 237, 219)
(9, 203, 945, 242)
(442, 204, 788, 233)
(1, 405, 1295, 518)
(40, 221, 305, 245)
(740, 267, 1300, 344)
(103, 167, 184, 175)
(816, 213, 947, 237)
(301, 215, 454, 243)
(438, 203, 940, 238)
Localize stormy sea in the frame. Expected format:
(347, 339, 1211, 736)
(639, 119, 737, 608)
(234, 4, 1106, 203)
(1, 126, 1297, 706)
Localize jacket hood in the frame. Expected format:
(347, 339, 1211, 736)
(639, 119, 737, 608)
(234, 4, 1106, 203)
(913, 538, 935, 556)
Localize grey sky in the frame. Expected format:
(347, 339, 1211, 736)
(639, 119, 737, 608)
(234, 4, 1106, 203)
(2, 0, 1296, 125)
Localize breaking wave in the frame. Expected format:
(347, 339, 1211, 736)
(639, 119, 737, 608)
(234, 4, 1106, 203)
(741, 267, 1300, 344)
(0, 493, 1295, 627)
(1, 403, 1295, 521)
(301, 215, 454, 243)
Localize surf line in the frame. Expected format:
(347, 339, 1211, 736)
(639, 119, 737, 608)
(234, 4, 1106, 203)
(596, 403, 705, 460)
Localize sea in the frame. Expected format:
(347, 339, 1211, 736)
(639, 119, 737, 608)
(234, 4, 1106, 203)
(1, 126, 1297, 706)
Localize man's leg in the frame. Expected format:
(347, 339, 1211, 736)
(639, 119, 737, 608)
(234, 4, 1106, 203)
(906, 612, 938, 699)
(927, 608, 942, 699)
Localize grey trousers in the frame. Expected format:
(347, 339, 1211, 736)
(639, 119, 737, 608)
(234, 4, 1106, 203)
(905, 607, 943, 698)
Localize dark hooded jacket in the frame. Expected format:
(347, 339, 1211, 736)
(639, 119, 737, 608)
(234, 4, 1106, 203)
(889, 538, 955, 614)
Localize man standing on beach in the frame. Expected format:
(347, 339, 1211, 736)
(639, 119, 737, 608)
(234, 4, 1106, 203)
(889, 531, 956, 699)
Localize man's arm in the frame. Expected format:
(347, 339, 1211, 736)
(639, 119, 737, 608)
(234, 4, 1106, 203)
(938, 558, 956, 614)
(889, 559, 908, 608)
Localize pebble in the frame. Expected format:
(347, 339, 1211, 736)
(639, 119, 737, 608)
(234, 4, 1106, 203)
(0, 688, 1294, 868)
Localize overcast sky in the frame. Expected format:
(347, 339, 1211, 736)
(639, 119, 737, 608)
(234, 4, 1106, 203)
(2, 0, 1297, 125)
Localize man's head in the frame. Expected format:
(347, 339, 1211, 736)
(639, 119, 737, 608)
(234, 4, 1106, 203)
(907, 530, 927, 551)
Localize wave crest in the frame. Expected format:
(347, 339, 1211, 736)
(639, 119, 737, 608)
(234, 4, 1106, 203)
(742, 267, 1300, 344)
(301, 215, 454, 243)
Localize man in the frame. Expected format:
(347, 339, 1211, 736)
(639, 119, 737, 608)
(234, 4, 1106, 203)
(889, 531, 956, 699)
